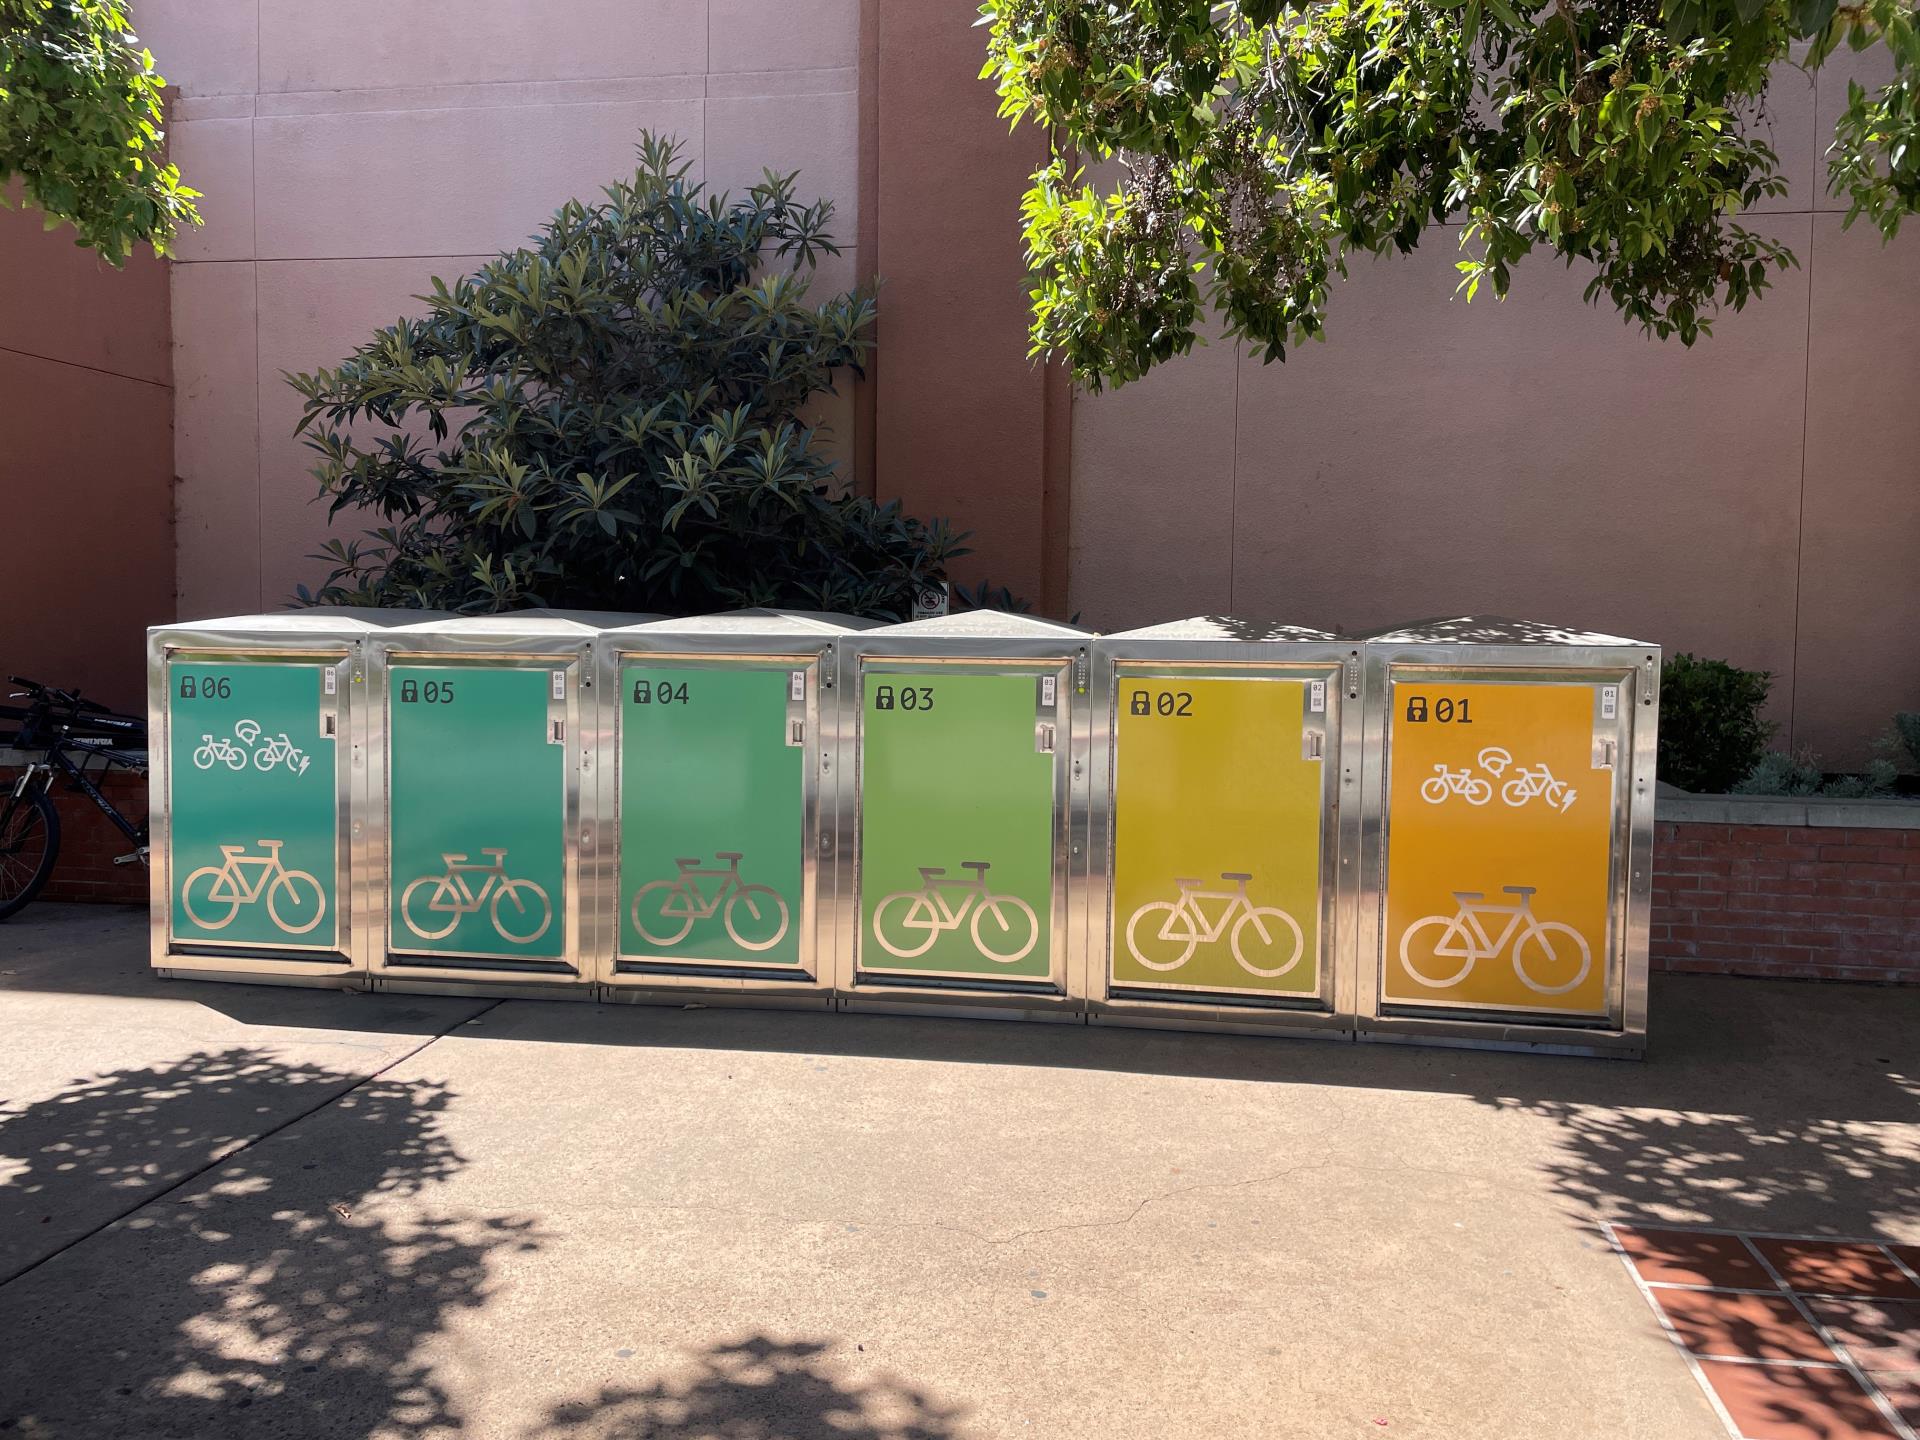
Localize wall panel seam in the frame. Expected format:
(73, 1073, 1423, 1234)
(0, 345, 172, 391)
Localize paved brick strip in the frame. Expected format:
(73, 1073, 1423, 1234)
(1608, 1221, 1920, 1440)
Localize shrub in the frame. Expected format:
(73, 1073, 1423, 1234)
(289, 134, 963, 619)
(1734, 749, 1897, 798)
(1895, 712, 1920, 770)
(1657, 654, 1775, 794)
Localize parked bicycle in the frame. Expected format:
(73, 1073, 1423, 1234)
(1398, 885, 1591, 995)
(400, 848, 553, 944)
(1125, 872, 1304, 978)
(872, 861, 1039, 964)
(0, 676, 148, 921)
(631, 851, 790, 952)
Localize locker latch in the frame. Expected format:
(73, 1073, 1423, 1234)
(1593, 737, 1617, 769)
(788, 718, 805, 747)
(549, 718, 565, 745)
(322, 713, 337, 738)
(1303, 729, 1324, 761)
(1036, 723, 1056, 754)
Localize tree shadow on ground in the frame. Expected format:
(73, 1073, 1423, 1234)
(0, 1046, 541, 1439)
(530, 1336, 969, 1440)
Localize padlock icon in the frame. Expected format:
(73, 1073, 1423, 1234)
(875, 684, 895, 711)
(400, 679, 419, 704)
(1405, 695, 1428, 723)
(1129, 691, 1150, 717)
(631, 679, 652, 705)
(179, 675, 198, 699)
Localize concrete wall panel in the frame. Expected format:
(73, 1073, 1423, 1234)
(1226, 217, 1810, 674)
(258, 0, 707, 93)
(253, 96, 706, 260)
(0, 353, 172, 709)
(253, 257, 495, 607)
(1069, 336, 1238, 629)
(1792, 216, 1920, 763)
(171, 262, 260, 619)
(168, 118, 255, 263)
(710, 0, 858, 73)
(132, 0, 257, 98)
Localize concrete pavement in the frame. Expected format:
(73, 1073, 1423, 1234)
(1, 903, 1916, 1438)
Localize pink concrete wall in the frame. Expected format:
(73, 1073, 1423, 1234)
(1069, 46, 1920, 765)
(137, 0, 862, 618)
(0, 197, 173, 712)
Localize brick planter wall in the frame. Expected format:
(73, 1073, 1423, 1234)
(0, 765, 149, 905)
(1652, 793, 1920, 984)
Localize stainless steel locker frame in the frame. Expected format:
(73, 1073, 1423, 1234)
(146, 609, 438, 989)
(363, 610, 648, 998)
(833, 612, 1094, 1021)
(1356, 618, 1659, 1057)
(590, 609, 878, 1008)
(1087, 619, 1362, 1038)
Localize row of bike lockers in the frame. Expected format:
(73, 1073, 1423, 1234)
(146, 608, 1660, 1055)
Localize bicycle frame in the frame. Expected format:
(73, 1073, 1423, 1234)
(905, 868, 993, 929)
(1166, 879, 1252, 944)
(1439, 893, 1531, 959)
(423, 855, 509, 914)
(657, 860, 744, 919)
(11, 745, 146, 849)
(209, 846, 290, 901)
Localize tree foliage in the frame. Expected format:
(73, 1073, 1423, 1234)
(290, 135, 965, 619)
(981, 0, 1920, 388)
(0, 0, 198, 261)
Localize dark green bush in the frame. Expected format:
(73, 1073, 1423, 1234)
(1657, 653, 1775, 794)
(289, 134, 963, 618)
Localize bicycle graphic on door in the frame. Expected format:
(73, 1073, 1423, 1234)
(630, 852, 791, 952)
(181, 839, 326, 935)
(400, 848, 553, 944)
(1398, 885, 1592, 995)
(1125, 872, 1305, 979)
(872, 861, 1040, 964)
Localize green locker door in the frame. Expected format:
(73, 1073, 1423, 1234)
(858, 669, 1059, 980)
(167, 659, 339, 950)
(388, 665, 566, 960)
(619, 662, 807, 968)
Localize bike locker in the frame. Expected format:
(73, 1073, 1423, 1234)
(589, 610, 879, 1008)
(362, 611, 653, 997)
(834, 613, 1093, 1021)
(146, 610, 439, 988)
(1085, 620, 1361, 1039)
(1355, 618, 1660, 1057)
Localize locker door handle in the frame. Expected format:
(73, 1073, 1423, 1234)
(788, 718, 805, 746)
(549, 719, 565, 745)
(1036, 723, 1056, 754)
(322, 713, 337, 738)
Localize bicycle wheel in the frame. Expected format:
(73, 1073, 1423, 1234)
(253, 744, 279, 772)
(1419, 776, 1450, 804)
(266, 868, 327, 936)
(1397, 914, 1476, 988)
(871, 891, 940, 958)
(1230, 906, 1305, 979)
(630, 880, 697, 948)
(1463, 778, 1492, 806)
(1500, 778, 1530, 808)
(192, 744, 217, 771)
(491, 879, 553, 945)
(222, 746, 248, 772)
(399, 876, 461, 941)
(0, 789, 59, 922)
(971, 893, 1039, 964)
(724, 884, 791, 952)
(181, 864, 242, 930)
(1512, 921, 1592, 996)
(1123, 900, 1198, 971)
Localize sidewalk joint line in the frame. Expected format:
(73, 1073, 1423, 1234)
(0, 999, 500, 1292)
